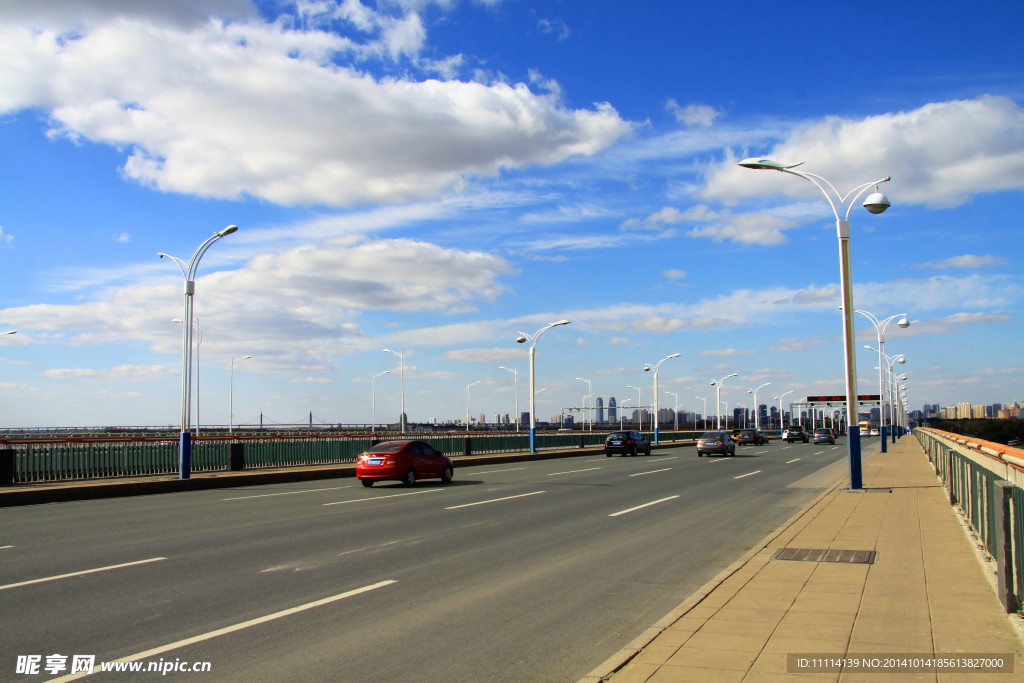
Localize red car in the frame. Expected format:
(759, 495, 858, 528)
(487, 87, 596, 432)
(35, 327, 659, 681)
(355, 440, 453, 487)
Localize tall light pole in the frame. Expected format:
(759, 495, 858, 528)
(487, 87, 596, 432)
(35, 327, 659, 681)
(775, 390, 794, 430)
(665, 391, 680, 431)
(575, 377, 593, 431)
(747, 382, 771, 431)
(160, 224, 238, 479)
(382, 348, 406, 433)
(498, 366, 520, 431)
(516, 320, 571, 453)
(173, 318, 203, 437)
(740, 157, 891, 490)
(229, 355, 251, 435)
(709, 372, 738, 430)
(694, 396, 707, 430)
(856, 310, 910, 449)
(371, 370, 390, 433)
(644, 353, 681, 444)
(466, 380, 483, 433)
(619, 401, 631, 430)
(627, 385, 643, 431)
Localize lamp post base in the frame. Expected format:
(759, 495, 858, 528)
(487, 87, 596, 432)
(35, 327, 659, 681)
(179, 432, 191, 480)
(847, 426, 862, 490)
(529, 427, 536, 454)
(880, 425, 887, 453)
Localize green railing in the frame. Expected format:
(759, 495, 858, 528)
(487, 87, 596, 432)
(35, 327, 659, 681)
(2, 428, 717, 485)
(917, 428, 1023, 612)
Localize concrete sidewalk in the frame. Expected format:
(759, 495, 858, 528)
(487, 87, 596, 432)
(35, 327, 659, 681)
(582, 435, 1024, 681)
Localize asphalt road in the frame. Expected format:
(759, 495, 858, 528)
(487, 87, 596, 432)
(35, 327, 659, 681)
(1, 438, 853, 682)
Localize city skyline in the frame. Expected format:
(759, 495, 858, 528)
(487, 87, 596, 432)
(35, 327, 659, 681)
(0, 1, 1022, 429)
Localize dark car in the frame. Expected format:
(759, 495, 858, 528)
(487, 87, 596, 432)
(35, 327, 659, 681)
(604, 430, 651, 456)
(733, 428, 768, 446)
(697, 431, 736, 457)
(783, 426, 809, 443)
(813, 428, 835, 445)
(355, 440, 453, 487)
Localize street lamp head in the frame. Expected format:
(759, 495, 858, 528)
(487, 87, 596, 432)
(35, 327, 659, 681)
(643, 365, 652, 372)
(896, 356, 906, 364)
(553, 319, 571, 326)
(898, 316, 910, 329)
(515, 334, 527, 344)
(709, 380, 717, 386)
(862, 191, 891, 214)
(218, 225, 239, 237)
(737, 157, 805, 171)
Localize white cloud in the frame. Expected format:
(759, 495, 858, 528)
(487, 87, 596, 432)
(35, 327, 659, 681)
(0, 13, 631, 208)
(666, 100, 722, 127)
(42, 364, 175, 381)
(700, 95, 1024, 208)
(916, 254, 1008, 270)
(443, 347, 525, 362)
(0, 225, 11, 248)
(624, 205, 797, 246)
(663, 269, 686, 280)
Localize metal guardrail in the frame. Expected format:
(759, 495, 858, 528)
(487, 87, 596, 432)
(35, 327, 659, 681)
(916, 428, 1024, 613)
(0, 429, 718, 485)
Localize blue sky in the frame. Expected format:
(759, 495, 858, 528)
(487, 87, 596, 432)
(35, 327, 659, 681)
(1, 0, 1022, 429)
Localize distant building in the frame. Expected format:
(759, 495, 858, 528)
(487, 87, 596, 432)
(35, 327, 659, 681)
(608, 397, 617, 424)
(596, 397, 605, 424)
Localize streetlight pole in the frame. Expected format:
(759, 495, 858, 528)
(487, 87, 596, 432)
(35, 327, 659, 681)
(229, 355, 251, 435)
(382, 348, 406, 433)
(627, 385, 643, 431)
(575, 377, 593, 431)
(371, 370, 390, 433)
(644, 353, 681, 444)
(775, 390, 794, 430)
(694, 396, 707, 430)
(865, 344, 906, 450)
(173, 318, 203, 437)
(740, 157, 891, 491)
(709, 372, 738, 431)
(516, 320, 571, 453)
(498, 366, 520, 431)
(619, 401, 631, 430)
(466, 380, 483, 433)
(665, 391, 680, 431)
(856, 310, 910, 451)
(747, 382, 770, 431)
(159, 224, 238, 479)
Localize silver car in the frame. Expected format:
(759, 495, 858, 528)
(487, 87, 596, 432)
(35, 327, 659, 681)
(697, 431, 736, 457)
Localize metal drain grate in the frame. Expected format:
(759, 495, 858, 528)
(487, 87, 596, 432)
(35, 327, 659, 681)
(772, 547, 876, 564)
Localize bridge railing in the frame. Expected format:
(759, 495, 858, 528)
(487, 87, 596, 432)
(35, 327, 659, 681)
(916, 427, 1024, 613)
(1, 429, 718, 485)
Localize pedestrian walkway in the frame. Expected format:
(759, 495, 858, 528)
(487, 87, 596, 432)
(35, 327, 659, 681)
(582, 436, 1024, 681)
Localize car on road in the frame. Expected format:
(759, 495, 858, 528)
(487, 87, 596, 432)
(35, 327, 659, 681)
(869, 427, 880, 436)
(604, 430, 651, 456)
(732, 428, 768, 446)
(813, 428, 835, 445)
(697, 431, 736, 457)
(782, 426, 809, 443)
(355, 440, 453, 487)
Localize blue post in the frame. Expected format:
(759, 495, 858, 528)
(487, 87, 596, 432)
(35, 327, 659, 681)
(179, 432, 191, 479)
(891, 423, 897, 444)
(654, 427, 659, 445)
(848, 426, 862, 490)
(880, 425, 887, 453)
(529, 427, 536, 454)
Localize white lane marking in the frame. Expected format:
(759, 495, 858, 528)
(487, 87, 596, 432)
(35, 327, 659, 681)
(629, 468, 671, 477)
(734, 470, 762, 480)
(49, 580, 397, 682)
(469, 467, 528, 475)
(786, 458, 801, 464)
(0, 545, 13, 550)
(323, 489, 443, 506)
(814, 451, 825, 455)
(444, 491, 545, 510)
(0, 557, 166, 592)
(224, 485, 352, 501)
(707, 457, 727, 463)
(657, 456, 678, 461)
(609, 495, 679, 517)
(547, 467, 601, 476)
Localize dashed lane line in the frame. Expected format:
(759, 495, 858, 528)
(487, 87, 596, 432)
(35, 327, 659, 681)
(0, 557, 166, 592)
(224, 485, 352, 501)
(444, 491, 545, 510)
(609, 496, 680, 517)
(629, 468, 671, 477)
(323, 489, 443, 506)
(547, 467, 601, 476)
(734, 470, 762, 480)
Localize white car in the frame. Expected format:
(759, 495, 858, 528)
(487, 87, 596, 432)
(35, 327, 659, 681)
(869, 428, 880, 436)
